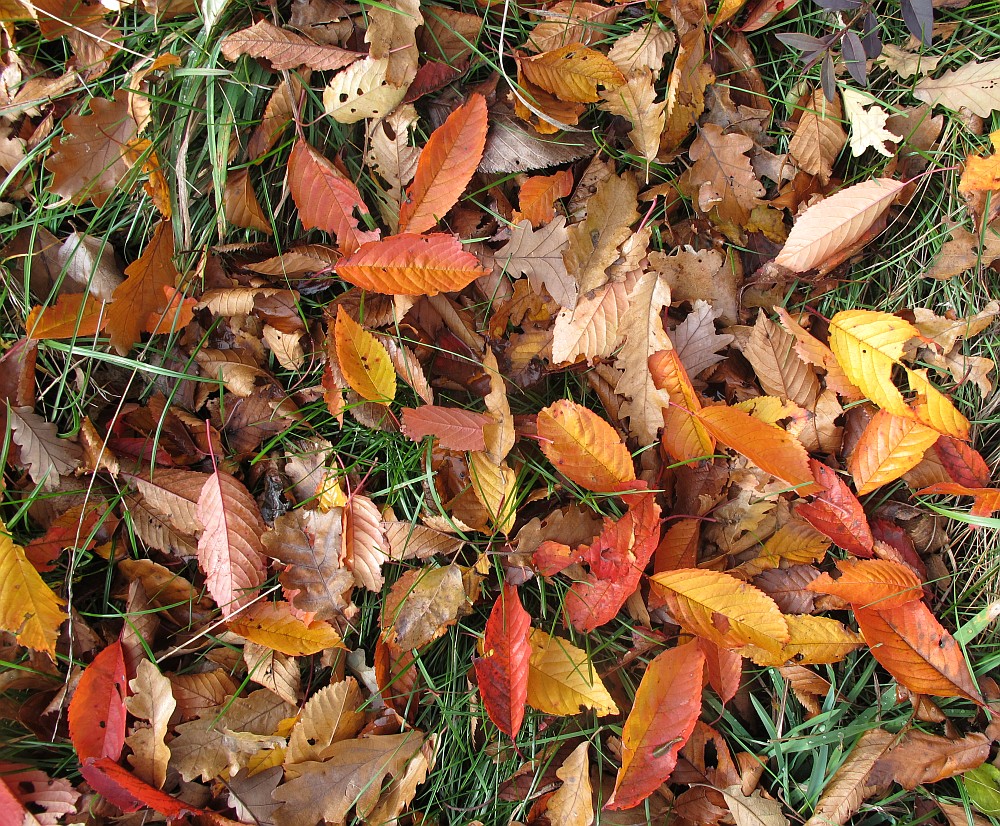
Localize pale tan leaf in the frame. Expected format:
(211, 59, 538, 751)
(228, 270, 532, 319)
(775, 178, 906, 272)
(670, 299, 735, 379)
(221, 20, 361, 71)
(661, 28, 713, 150)
(244, 642, 301, 705)
(804, 729, 896, 826)
(546, 741, 594, 826)
(686, 123, 764, 225)
(7, 406, 82, 491)
(551, 281, 628, 364)
(788, 89, 846, 184)
(744, 312, 820, 407)
(125, 658, 176, 788)
(366, 104, 421, 231)
(365, 738, 433, 826)
(285, 678, 365, 767)
(365, 0, 421, 86)
(599, 70, 665, 168)
(382, 521, 464, 560)
(122, 468, 208, 538)
(482, 349, 515, 463)
(876, 44, 941, 79)
(494, 217, 576, 309)
(342, 494, 388, 591)
(607, 22, 674, 78)
(526, 1, 620, 53)
(323, 56, 407, 124)
(721, 786, 790, 826)
(914, 58, 1000, 117)
(841, 88, 901, 159)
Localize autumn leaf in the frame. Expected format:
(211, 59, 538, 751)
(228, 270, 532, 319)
(125, 658, 175, 789)
(495, 217, 576, 309)
(849, 409, 940, 494)
(398, 94, 488, 234)
(914, 57, 1000, 117)
(288, 139, 380, 254)
(916, 482, 1000, 518)
(285, 678, 365, 765)
(69, 641, 127, 762)
(401, 405, 493, 451)
(855, 600, 983, 702)
(82, 758, 204, 818)
(474, 583, 531, 739)
(807, 558, 924, 610)
(648, 349, 715, 464)
(196, 466, 268, 617)
(795, 459, 874, 557)
(336, 233, 489, 295)
(546, 742, 594, 826)
(221, 19, 362, 71)
(527, 628, 619, 716)
(803, 729, 896, 826)
(382, 564, 467, 650)
(519, 43, 625, 103)
(25, 292, 107, 340)
(685, 123, 764, 226)
(334, 308, 396, 402)
(0, 519, 67, 657)
(788, 89, 846, 184)
(741, 614, 865, 667)
(228, 600, 343, 655)
(515, 169, 574, 226)
(7, 405, 83, 491)
(536, 399, 636, 492)
(650, 568, 790, 654)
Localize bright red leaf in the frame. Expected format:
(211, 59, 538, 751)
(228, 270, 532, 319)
(68, 640, 127, 762)
(474, 583, 531, 739)
(795, 459, 874, 557)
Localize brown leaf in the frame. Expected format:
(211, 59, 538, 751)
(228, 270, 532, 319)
(685, 123, 765, 226)
(551, 280, 628, 364)
(7, 406, 82, 490)
(223, 168, 272, 234)
(401, 405, 493, 451)
(788, 89, 847, 184)
(494, 217, 576, 309)
(869, 731, 989, 790)
(804, 729, 896, 826)
(285, 678, 365, 766)
(365, 0, 421, 86)
(220, 19, 361, 70)
(382, 564, 467, 650)
(478, 113, 597, 174)
(744, 312, 820, 407)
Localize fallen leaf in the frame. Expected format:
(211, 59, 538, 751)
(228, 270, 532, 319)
(220, 19, 361, 70)
(519, 43, 625, 103)
(69, 641, 127, 762)
(686, 123, 765, 226)
(796, 459, 874, 557)
(7, 405, 83, 491)
(526, 628, 619, 716)
(474, 583, 531, 739)
(401, 405, 493, 451)
(229, 601, 343, 655)
(788, 89, 847, 184)
(334, 308, 396, 402)
(383, 564, 467, 650)
(841, 88, 901, 158)
(914, 58, 1000, 117)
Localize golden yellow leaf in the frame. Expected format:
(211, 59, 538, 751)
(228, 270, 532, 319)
(334, 308, 396, 402)
(650, 568, 789, 655)
(519, 43, 625, 103)
(959, 131, 1000, 193)
(469, 452, 517, 535)
(741, 614, 865, 667)
(228, 601, 344, 656)
(536, 399, 636, 493)
(0, 519, 67, 658)
(527, 628, 619, 716)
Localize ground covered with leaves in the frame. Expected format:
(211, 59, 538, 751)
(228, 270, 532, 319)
(2, 0, 1000, 823)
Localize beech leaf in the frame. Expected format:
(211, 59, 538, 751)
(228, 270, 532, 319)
(221, 20, 362, 70)
(7, 405, 82, 491)
(401, 405, 493, 451)
(527, 628, 618, 716)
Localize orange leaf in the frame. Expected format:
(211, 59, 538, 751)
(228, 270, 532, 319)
(654, 518, 700, 573)
(336, 233, 489, 295)
(795, 459, 874, 557)
(695, 405, 819, 494)
(228, 601, 344, 655)
(107, 220, 181, 355)
(400, 405, 493, 451)
(807, 558, 924, 610)
(223, 167, 272, 234)
(564, 492, 660, 632)
(288, 139, 379, 254)
(144, 285, 195, 335)
(536, 399, 636, 493)
(855, 600, 982, 702)
(398, 94, 489, 234)
(519, 44, 625, 103)
(334, 308, 396, 402)
(474, 583, 531, 739)
(648, 349, 715, 464)
(916, 482, 1000, 518)
(68, 641, 127, 762)
(196, 468, 268, 617)
(606, 640, 705, 810)
(515, 169, 574, 226)
(958, 131, 1000, 193)
(848, 409, 939, 495)
(26, 292, 107, 340)
(935, 436, 992, 488)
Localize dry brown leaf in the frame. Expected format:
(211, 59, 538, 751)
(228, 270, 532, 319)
(494, 217, 575, 309)
(788, 89, 847, 184)
(670, 299, 735, 378)
(223, 168, 272, 234)
(220, 20, 361, 71)
(685, 123, 765, 226)
(661, 28, 713, 152)
(599, 70, 665, 170)
(342, 494, 388, 592)
(551, 280, 628, 365)
(803, 728, 896, 826)
(7, 406, 82, 491)
(382, 564, 467, 650)
(365, 0, 421, 86)
(743, 312, 820, 407)
(125, 659, 176, 789)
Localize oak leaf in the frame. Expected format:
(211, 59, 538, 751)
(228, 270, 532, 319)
(125, 658, 175, 789)
(365, 0, 421, 86)
(599, 70, 665, 170)
(336, 233, 489, 295)
(842, 88, 902, 158)
(494, 217, 575, 309)
(228, 601, 343, 655)
(606, 21, 674, 78)
(686, 124, 765, 226)
(398, 94, 488, 234)
(474, 583, 531, 739)
(546, 742, 594, 826)
(661, 28, 713, 150)
(334, 309, 396, 402)
(221, 20, 361, 70)
(914, 58, 1000, 117)
(607, 640, 705, 809)
(526, 628, 619, 716)
(7, 405, 82, 491)
(788, 89, 846, 184)
(959, 131, 1000, 193)
(536, 399, 636, 492)
(775, 179, 906, 272)
(525, 1, 620, 53)
(196, 467, 268, 617)
(669, 299, 734, 379)
(288, 140, 379, 254)
(855, 600, 982, 702)
(519, 43, 625, 103)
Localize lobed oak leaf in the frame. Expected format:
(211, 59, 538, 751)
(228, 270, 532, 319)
(398, 94, 488, 235)
(842, 88, 902, 158)
(285, 678, 365, 766)
(334, 309, 396, 402)
(400, 405, 493, 451)
(599, 70, 665, 170)
(696, 405, 818, 494)
(0, 520, 67, 658)
(807, 558, 924, 610)
(650, 568, 790, 654)
(775, 179, 907, 272)
(494, 217, 575, 310)
(914, 58, 1000, 117)
(669, 299, 734, 380)
(228, 600, 343, 655)
(536, 399, 636, 492)
(795, 459, 874, 557)
(272, 731, 425, 826)
(606, 21, 674, 78)
(916, 482, 1000, 518)
(787, 89, 846, 184)
(685, 123, 765, 226)
(196, 467, 268, 617)
(382, 564, 467, 650)
(849, 409, 940, 494)
(45, 89, 139, 206)
(365, 0, 422, 85)
(525, 1, 620, 53)
(68, 641, 127, 762)
(661, 28, 713, 151)
(107, 220, 182, 355)
(366, 104, 421, 230)
(288, 140, 379, 254)
(526, 628, 618, 716)
(336, 233, 489, 295)
(606, 640, 705, 810)
(959, 131, 1000, 193)
(7, 405, 82, 491)
(515, 169, 574, 227)
(125, 658, 175, 789)
(855, 600, 982, 702)
(220, 19, 361, 71)
(474, 583, 531, 739)
(720, 786, 790, 826)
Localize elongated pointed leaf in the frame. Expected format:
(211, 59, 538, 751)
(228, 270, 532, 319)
(69, 641, 127, 762)
(228, 601, 343, 655)
(849, 409, 939, 494)
(526, 628, 618, 716)
(474, 583, 531, 739)
(807, 558, 923, 610)
(796, 459, 874, 556)
(401, 406, 492, 451)
(334, 309, 396, 402)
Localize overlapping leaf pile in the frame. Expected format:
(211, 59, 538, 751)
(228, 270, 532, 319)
(2, 0, 1000, 822)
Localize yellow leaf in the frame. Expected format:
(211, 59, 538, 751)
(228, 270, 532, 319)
(650, 568, 789, 655)
(519, 44, 625, 103)
(741, 614, 864, 667)
(0, 519, 67, 658)
(468, 452, 517, 535)
(527, 628, 619, 716)
(849, 409, 939, 495)
(649, 349, 715, 463)
(536, 399, 636, 493)
(959, 131, 1000, 193)
(334, 308, 396, 402)
(228, 601, 344, 656)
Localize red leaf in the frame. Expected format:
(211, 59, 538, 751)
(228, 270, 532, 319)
(82, 757, 203, 817)
(398, 94, 488, 234)
(699, 637, 742, 705)
(564, 492, 660, 632)
(474, 583, 531, 739)
(795, 459, 874, 557)
(401, 405, 494, 451)
(288, 139, 380, 255)
(606, 640, 705, 810)
(68, 641, 127, 762)
(936, 436, 992, 487)
(855, 601, 983, 702)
